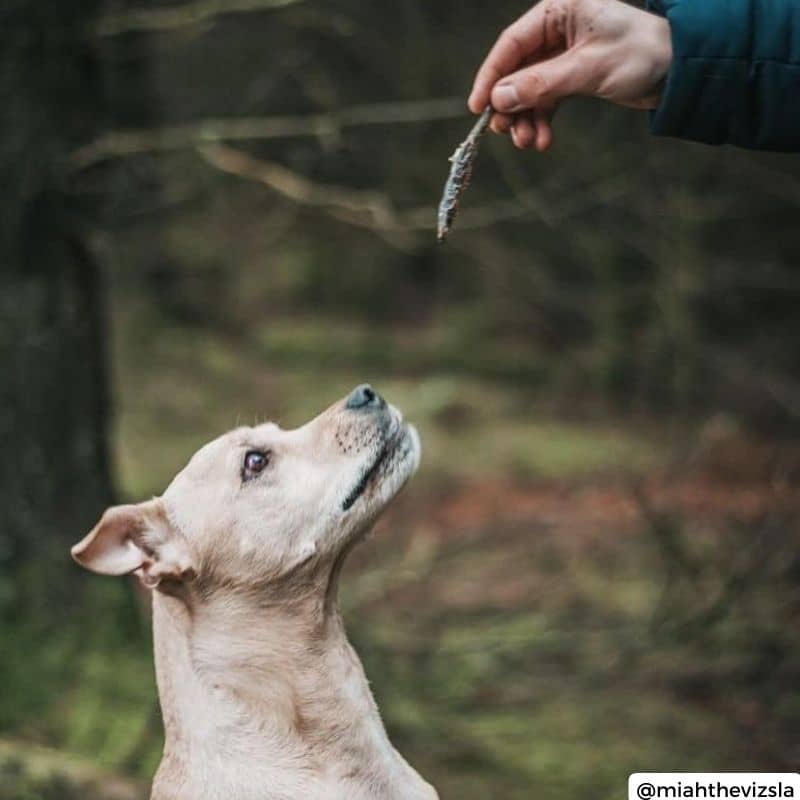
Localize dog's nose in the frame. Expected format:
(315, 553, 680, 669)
(346, 383, 385, 411)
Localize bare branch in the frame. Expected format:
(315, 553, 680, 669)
(94, 0, 306, 38)
(196, 143, 635, 251)
(197, 143, 419, 250)
(71, 98, 467, 171)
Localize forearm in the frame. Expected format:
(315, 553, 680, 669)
(648, 0, 800, 151)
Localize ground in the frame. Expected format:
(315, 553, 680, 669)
(4, 313, 798, 800)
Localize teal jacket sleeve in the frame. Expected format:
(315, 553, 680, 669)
(647, 0, 800, 151)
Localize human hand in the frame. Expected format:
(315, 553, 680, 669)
(468, 0, 673, 151)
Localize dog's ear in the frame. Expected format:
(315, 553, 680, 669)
(71, 500, 195, 589)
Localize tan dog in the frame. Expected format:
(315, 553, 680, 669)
(71, 385, 437, 800)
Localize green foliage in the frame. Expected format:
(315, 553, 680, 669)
(0, 581, 160, 783)
(0, 743, 141, 800)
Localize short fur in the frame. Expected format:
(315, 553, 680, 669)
(72, 389, 436, 800)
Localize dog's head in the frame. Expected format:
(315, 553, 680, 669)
(71, 385, 420, 594)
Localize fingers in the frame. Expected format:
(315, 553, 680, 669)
(490, 112, 514, 135)
(507, 110, 555, 151)
(490, 50, 585, 114)
(492, 108, 556, 152)
(468, 3, 550, 114)
(491, 111, 537, 149)
(533, 107, 555, 151)
(511, 114, 536, 149)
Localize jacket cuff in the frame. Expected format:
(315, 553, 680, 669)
(645, 0, 800, 150)
(646, 0, 746, 146)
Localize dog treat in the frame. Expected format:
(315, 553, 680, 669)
(437, 106, 493, 243)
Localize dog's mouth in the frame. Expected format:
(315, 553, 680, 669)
(340, 423, 413, 512)
(341, 444, 390, 511)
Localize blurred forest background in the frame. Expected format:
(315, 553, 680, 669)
(2, 0, 800, 798)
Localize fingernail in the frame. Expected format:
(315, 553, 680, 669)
(510, 124, 520, 147)
(492, 83, 521, 112)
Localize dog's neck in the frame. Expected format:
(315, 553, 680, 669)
(149, 583, 435, 800)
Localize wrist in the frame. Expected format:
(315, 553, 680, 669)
(642, 12, 673, 108)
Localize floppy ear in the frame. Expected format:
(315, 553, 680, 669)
(71, 500, 195, 590)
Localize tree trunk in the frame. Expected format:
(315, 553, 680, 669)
(0, 0, 113, 616)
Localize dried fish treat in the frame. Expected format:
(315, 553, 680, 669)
(437, 106, 493, 243)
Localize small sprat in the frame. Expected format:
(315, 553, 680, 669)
(437, 106, 493, 243)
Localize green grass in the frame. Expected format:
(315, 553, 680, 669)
(113, 310, 662, 498)
(0, 739, 142, 800)
(0, 576, 161, 780)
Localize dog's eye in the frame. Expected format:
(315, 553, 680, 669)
(243, 450, 269, 479)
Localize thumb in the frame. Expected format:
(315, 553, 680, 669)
(490, 50, 588, 114)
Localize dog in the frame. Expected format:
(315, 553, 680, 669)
(71, 384, 438, 800)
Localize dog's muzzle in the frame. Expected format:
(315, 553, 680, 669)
(340, 385, 411, 512)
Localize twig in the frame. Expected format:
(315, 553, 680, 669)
(197, 144, 419, 250)
(198, 144, 399, 227)
(93, 0, 306, 38)
(70, 97, 466, 171)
